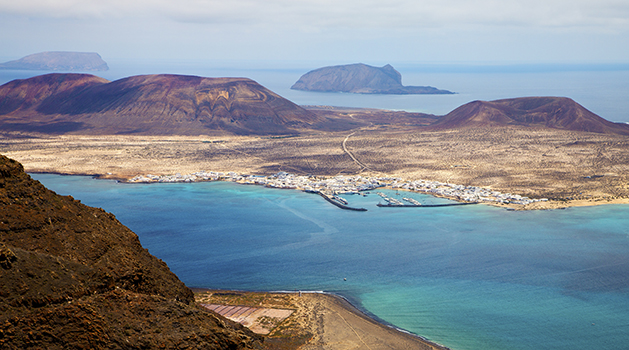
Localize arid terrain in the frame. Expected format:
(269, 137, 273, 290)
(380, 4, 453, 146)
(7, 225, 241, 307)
(2, 123, 629, 209)
(2, 74, 628, 209)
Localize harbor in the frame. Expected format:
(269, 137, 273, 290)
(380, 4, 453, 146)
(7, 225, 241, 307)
(374, 191, 478, 208)
(376, 202, 479, 208)
(128, 171, 548, 208)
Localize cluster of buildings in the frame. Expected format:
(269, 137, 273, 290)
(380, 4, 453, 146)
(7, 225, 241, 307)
(388, 179, 546, 205)
(128, 171, 546, 206)
(129, 171, 231, 183)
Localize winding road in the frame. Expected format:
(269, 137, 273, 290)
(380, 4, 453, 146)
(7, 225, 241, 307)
(342, 131, 371, 172)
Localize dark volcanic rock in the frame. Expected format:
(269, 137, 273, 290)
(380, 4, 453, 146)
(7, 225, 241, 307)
(0, 154, 262, 349)
(0, 155, 192, 302)
(0, 51, 109, 71)
(291, 63, 453, 94)
(430, 96, 629, 135)
(0, 73, 320, 135)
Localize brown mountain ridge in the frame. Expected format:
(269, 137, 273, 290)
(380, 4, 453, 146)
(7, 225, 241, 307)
(0, 73, 321, 135)
(1, 73, 628, 136)
(431, 96, 629, 135)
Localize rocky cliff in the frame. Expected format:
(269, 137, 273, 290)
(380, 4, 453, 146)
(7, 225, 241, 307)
(291, 63, 453, 94)
(0, 52, 109, 71)
(0, 154, 262, 349)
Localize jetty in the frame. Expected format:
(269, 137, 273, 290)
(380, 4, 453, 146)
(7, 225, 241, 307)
(317, 192, 367, 211)
(403, 197, 421, 205)
(377, 202, 478, 208)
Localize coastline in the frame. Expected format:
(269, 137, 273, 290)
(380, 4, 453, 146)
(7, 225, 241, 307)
(27, 169, 629, 211)
(193, 288, 450, 350)
(4, 129, 628, 211)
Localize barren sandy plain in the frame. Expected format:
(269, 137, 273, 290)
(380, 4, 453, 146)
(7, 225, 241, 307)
(2, 124, 629, 210)
(194, 290, 447, 350)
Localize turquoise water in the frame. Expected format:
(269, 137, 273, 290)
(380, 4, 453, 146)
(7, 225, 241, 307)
(31, 174, 629, 350)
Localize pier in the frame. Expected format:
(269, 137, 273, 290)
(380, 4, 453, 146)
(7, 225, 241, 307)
(317, 192, 368, 211)
(377, 202, 478, 208)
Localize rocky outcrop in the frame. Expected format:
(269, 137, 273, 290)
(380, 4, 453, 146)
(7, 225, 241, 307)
(431, 96, 629, 135)
(0, 51, 109, 71)
(0, 154, 262, 349)
(0, 73, 320, 135)
(291, 63, 453, 94)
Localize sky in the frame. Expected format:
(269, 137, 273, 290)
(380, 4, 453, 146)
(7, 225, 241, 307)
(0, 0, 628, 65)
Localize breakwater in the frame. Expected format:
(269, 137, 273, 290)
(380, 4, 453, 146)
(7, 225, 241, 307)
(376, 202, 478, 208)
(317, 192, 368, 211)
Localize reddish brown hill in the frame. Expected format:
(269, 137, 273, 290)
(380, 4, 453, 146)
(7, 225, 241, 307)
(0, 74, 108, 115)
(0, 73, 320, 135)
(431, 97, 629, 135)
(0, 154, 261, 348)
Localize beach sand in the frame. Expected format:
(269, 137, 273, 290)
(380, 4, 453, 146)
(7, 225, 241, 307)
(195, 290, 448, 350)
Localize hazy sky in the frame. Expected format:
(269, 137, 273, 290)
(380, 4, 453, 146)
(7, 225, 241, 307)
(1, 0, 628, 65)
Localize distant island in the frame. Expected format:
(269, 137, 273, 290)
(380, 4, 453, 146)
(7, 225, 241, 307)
(291, 63, 454, 94)
(0, 51, 109, 71)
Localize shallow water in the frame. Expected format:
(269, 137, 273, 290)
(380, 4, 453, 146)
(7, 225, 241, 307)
(32, 174, 629, 350)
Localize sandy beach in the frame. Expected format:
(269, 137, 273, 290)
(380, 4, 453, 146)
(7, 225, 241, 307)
(194, 290, 448, 350)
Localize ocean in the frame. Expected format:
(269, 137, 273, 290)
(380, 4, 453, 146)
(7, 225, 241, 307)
(4, 61, 629, 349)
(31, 174, 629, 350)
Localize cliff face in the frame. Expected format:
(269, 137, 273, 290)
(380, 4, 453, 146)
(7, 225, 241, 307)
(431, 96, 629, 135)
(0, 51, 109, 71)
(291, 63, 453, 94)
(0, 73, 320, 135)
(0, 154, 262, 349)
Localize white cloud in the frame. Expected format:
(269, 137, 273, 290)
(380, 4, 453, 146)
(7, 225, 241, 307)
(0, 0, 626, 63)
(1, 0, 627, 30)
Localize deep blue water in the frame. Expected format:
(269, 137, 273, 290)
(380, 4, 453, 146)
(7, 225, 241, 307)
(31, 174, 629, 350)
